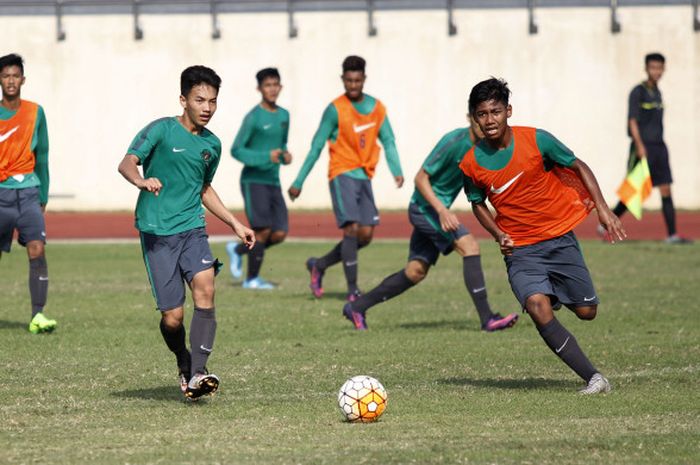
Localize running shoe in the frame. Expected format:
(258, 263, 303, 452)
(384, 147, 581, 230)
(28, 313, 57, 334)
(342, 303, 367, 330)
(242, 276, 275, 290)
(306, 257, 324, 298)
(665, 234, 693, 245)
(578, 373, 612, 395)
(225, 241, 243, 280)
(482, 312, 518, 332)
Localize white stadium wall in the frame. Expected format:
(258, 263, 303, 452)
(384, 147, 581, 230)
(3, 5, 699, 211)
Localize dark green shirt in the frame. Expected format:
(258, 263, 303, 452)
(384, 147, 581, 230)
(292, 94, 402, 189)
(628, 82, 664, 144)
(411, 127, 474, 209)
(231, 104, 290, 186)
(127, 117, 222, 236)
(464, 129, 576, 204)
(0, 104, 49, 204)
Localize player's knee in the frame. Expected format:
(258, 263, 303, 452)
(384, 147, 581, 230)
(575, 305, 597, 320)
(405, 261, 429, 283)
(26, 241, 45, 259)
(255, 228, 272, 244)
(525, 294, 554, 325)
(454, 234, 479, 256)
(269, 230, 287, 244)
(161, 310, 184, 329)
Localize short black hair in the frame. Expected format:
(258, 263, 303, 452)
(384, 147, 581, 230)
(180, 65, 221, 97)
(468, 78, 511, 116)
(0, 53, 24, 75)
(342, 55, 366, 74)
(645, 52, 665, 65)
(256, 67, 280, 85)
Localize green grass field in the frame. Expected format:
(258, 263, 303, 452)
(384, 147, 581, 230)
(1, 239, 698, 465)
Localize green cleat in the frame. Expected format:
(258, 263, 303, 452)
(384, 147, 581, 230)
(28, 313, 57, 334)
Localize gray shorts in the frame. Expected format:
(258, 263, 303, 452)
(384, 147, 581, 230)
(505, 231, 599, 309)
(627, 142, 673, 187)
(241, 182, 288, 232)
(408, 202, 468, 266)
(140, 227, 221, 311)
(329, 174, 380, 229)
(0, 187, 46, 253)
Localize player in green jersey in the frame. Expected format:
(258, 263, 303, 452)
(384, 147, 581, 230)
(118, 65, 254, 400)
(342, 119, 518, 331)
(226, 68, 292, 290)
(0, 53, 56, 334)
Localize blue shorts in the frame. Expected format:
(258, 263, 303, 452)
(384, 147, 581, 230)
(408, 202, 468, 266)
(241, 182, 288, 232)
(505, 231, 599, 309)
(140, 227, 221, 311)
(0, 187, 46, 253)
(329, 174, 380, 229)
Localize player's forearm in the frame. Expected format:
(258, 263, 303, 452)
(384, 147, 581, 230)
(472, 202, 502, 240)
(379, 119, 403, 177)
(34, 158, 49, 205)
(232, 145, 276, 168)
(415, 170, 446, 213)
(570, 159, 610, 213)
(118, 155, 145, 187)
(201, 185, 239, 228)
(628, 119, 645, 151)
(291, 145, 322, 189)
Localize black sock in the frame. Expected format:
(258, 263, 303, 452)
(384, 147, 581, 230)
(462, 255, 494, 326)
(29, 256, 48, 318)
(661, 196, 677, 237)
(159, 320, 191, 375)
(612, 201, 627, 218)
(234, 243, 249, 255)
(316, 241, 342, 270)
(352, 270, 416, 313)
(190, 307, 217, 375)
(537, 318, 597, 381)
(341, 235, 359, 293)
(247, 242, 265, 279)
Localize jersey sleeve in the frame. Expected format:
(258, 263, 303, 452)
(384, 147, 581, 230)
(128, 119, 166, 164)
(33, 105, 50, 205)
(204, 141, 222, 185)
(463, 174, 487, 204)
(291, 104, 337, 189)
(378, 115, 403, 177)
(421, 130, 465, 177)
(536, 129, 576, 168)
(231, 111, 275, 168)
(628, 85, 642, 122)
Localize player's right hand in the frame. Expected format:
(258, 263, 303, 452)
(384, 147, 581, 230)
(137, 177, 163, 196)
(635, 144, 647, 159)
(282, 151, 293, 165)
(287, 186, 301, 201)
(497, 233, 514, 256)
(438, 209, 460, 232)
(270, 149, 283, 163)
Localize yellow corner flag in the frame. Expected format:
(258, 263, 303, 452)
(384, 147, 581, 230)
(616, 158, 652, 220)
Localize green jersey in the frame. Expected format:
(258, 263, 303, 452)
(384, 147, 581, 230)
(411, 127, 474, 209)
(463, 129, 576, 204)
(0, 104, 49, 204)
(291, 94, 402, 189)
(127, 117, 222, 236)
(231, 104, 290, 186)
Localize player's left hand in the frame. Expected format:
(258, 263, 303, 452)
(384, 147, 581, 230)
(497, 233, 514, 256)
(394, 176, 404, 188)
(234, 223, 256, 249)
(282, 151, 293, 164)
(597, 208, 626, 243)
(438, 209, 460, 232)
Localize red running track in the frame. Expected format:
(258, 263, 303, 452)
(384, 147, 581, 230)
(44, 211, 699, 241)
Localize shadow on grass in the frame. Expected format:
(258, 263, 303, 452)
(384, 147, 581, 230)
(111, 385, 183, 402)
(0, 319, 29, 330)
(439, 377, 574, 391)
(397, 319, 476, 331)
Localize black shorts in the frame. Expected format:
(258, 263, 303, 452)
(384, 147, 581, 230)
(627, 142, 673, 186)
(241, 182, 288, 232)
(140, 227, 221, 311)
(329, 174, 380, 229)
(0, 187, 46, 253)
(407, 202, 468, 266)
(504, 232, 599, 309)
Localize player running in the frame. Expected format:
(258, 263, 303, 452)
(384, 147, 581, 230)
(118, 66, 254, 400)
(288, 55, 404, 302)
(342, 118, 518, 332)
(460, 78, 625, 394)
(0, 53, 56, 334)
(226, 68, 292, 290)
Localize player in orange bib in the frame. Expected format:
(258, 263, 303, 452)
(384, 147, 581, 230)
(288, 56, 404, 301)
(460, 78, 626, 394)
(0, 53, 57, 334)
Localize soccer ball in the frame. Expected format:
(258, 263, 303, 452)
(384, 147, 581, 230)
(337, 375, 387, 423)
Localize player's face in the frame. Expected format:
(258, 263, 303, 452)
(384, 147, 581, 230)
(341, 71, 365, 101)
(468, 114, 485, 141)
(258, 77, 282, 105)
(473, 100, 511, 142)
(180, 83, 218, 128)
(646, 60, 664, 84)
(0, 65, 25, 99)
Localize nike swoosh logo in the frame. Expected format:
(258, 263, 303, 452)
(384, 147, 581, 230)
(344, 261, 358, 266)
(201, 259, 213, 264)
(0, 126, 19, 143)
(38, 276, 49, 281)
(555, 336, 570, 354)
(353, 122, 376, 133)
(262, 124, 273, 130)
(172, 147, 186, 153)
(490, 171, 524, 195)
(583, 296, 597, 302)
(472, 287, 485, 293)
(199, 345, 213, 353)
